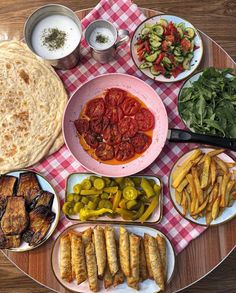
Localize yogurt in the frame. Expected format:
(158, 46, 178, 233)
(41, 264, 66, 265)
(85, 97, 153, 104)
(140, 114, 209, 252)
(89, 27, 115, 50)
(31, 14, 81, 60)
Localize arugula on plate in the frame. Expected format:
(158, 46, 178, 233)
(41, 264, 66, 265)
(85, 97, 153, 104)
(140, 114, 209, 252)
(178, 67, 236, 138)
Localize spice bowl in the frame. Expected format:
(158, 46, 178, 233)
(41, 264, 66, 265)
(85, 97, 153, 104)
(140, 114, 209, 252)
(24, 4, 82, 69)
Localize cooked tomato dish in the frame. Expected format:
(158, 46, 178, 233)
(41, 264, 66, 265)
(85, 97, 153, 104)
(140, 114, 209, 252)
(74, 88, 155, 164)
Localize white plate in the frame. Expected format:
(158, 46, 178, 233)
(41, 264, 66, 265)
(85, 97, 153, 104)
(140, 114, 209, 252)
(131, 14, 203, 83)
(51, 223, 176, 293)
(5, 170, 60, 252)
(169, 148, 236, 226)
(65, 174, 163, 223)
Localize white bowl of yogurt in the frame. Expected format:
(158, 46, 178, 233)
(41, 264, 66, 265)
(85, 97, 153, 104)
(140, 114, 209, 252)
(24, 4, 82, 69)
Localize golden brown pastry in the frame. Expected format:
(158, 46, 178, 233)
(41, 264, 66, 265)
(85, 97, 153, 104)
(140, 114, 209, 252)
(144, 233, 153, 279)
(69, 231, 87, 284)
(113, 240, 125, 287)
(60, 234, 72, 282)
(156, 234, 167, 281)
(82, 227, 93, 247)
(104, 265, 113, 289)
(127, 233, 140, 290)
(93, 226, 106, 278)
(119, 226, 130, 277)
(104, 225, 118, 276)
(148, 235, 165, 290)
(85, 242, 98, 292)
(139, 237, 148, 281)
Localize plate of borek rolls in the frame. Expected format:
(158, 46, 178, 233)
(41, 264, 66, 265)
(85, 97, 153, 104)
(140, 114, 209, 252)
(51, 223, 176, 292)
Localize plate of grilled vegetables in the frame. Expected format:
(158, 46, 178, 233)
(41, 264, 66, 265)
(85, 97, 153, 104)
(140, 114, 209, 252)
(0, 170, 60, 251)
(51, 223, 175, 293)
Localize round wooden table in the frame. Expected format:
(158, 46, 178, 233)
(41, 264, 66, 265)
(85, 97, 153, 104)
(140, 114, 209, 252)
(2, 6, 236, 293)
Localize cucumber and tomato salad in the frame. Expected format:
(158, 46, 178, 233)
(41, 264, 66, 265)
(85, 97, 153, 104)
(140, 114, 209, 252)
(135, 19, 197, 78)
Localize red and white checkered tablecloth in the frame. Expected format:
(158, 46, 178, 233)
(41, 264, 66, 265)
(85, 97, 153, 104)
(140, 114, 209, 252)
(33, 0, 206, 254)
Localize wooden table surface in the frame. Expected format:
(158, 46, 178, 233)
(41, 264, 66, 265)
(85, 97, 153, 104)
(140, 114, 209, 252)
(0, 1, 236, 293)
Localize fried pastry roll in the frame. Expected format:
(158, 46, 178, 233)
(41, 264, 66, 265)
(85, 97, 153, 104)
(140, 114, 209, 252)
(69, 231, 87, 284)
(85, 242, 98, 292)
(139, 237, 148, 281)
(156, 234, 167, 281)
(104, 225, 118, 276)
(82, 227, 93, 247)
(60, 234, 72, 282)
(113, 240, 125, 287)
(119, 226, 130, 277)
(127, 233, 140, 290)
(148, 235, 165, 290)
(94, 226, 106, 278)
(144, 233, 153, 279)
(104, 265, 113, 289)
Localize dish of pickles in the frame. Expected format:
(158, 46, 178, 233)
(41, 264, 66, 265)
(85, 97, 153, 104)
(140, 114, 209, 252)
(63, 174, 163, 223)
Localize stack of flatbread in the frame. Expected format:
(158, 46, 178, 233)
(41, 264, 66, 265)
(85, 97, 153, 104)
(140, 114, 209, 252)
(0, 40, 68, 174)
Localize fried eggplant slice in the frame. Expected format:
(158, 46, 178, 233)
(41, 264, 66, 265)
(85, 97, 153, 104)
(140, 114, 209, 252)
(0, 175, 17, 218)
(94, 226, 106, 279)
(0, 226, 8, 249)
(148, 235, 165, 290)
(69, 231, 87, 284)
(60, 234, 72, 282)
(17, 172, 41, 205)
(127, 233, 140, 290)
(1, 197, 28, 235)
(22, 205, 55, 246)
(85, 242, 98, 292)
(6, 235, 21, 248)
(119, 226, 130, 277)
(35, 191, 54, 209)
(105, 225, 118, 276)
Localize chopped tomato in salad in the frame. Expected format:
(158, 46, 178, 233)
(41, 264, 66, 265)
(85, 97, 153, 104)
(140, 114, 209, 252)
(135, 19, 198, 78)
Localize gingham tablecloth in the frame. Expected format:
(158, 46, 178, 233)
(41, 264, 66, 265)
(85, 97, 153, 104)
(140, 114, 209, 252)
(33, 0, 206, 254)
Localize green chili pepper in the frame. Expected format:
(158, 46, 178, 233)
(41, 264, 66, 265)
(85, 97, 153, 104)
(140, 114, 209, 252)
(139, 195, 159, 223)
(104, 186, 118, 194)
(116, 208, 134, 220)
(141, 178, 155, 198)
(112, 190, 122, 211)
(79, 208, 113, 221)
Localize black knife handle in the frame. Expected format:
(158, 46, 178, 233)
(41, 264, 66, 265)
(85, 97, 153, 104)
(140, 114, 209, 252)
(169, 129, 236, 152)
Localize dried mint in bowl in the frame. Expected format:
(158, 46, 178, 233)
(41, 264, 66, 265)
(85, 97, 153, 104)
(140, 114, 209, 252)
(178, 67, 236, 138)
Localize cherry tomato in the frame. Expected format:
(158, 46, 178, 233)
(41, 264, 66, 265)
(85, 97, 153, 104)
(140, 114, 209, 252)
(114, 142, 135, 161)
(161, 40, 170, 52)
(74, 118, 89, 135)
(154, 64, 166, 75)
(165, 35, 175, 43)
(118, 117, 138, 138)
(85, 98, 105, 118)
(155, 52, 166, 65)
(131, 133, 152, 154)
(103, 124, 122, 146)
(90, 117, 109, 134)
(105, 106, 124, 124)
(84, 132, 101, 149)
(135, 108, 155, 131)
(171, 64, 184, 78)
(121, 98, 141, 116)
(95, 143, 114, 160)
(105, 88, 125, 106)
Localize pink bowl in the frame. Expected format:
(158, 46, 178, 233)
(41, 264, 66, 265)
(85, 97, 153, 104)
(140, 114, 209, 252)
(63, 73, 168, 177)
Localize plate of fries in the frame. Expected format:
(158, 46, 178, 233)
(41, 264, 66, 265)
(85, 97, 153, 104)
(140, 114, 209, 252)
(169, 147, 236, 226)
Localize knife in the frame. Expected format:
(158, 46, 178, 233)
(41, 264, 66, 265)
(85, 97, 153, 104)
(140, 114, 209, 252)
(168, 128, 236, 152)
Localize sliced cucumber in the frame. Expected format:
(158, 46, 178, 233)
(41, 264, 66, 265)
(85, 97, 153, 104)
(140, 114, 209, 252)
(190, 40, 194, 52)
(159, 19, 168, 27)
(187, 52, 194, 60)
(150, 65, 161, 76)
(177, 27, 183, 38)
(141, 27, 150, 36)
(183, 58, 190, 70)
(149, 34, 162, 42)
(152, 25, 164, 36)
(174, 56, 184, 63)
(149, 39, 161, 48)
(139, 62, 153, 69)
(145, 51, 159, 62)
(162, 56, 171, 64)
(177, 22, 185, 30)
(174, 47, 182, 56)
(185, 27, 195, 39)
(145, 22, 153, 28)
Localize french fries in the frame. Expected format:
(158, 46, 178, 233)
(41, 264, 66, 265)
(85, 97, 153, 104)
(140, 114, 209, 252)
(172, 148, 236, 225)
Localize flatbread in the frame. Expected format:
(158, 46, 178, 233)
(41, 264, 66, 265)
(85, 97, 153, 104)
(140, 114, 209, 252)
(0, 40, 68, 173)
